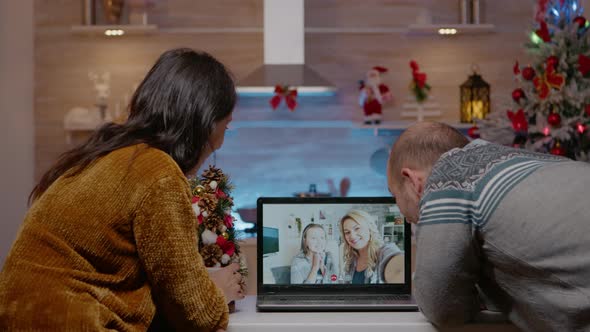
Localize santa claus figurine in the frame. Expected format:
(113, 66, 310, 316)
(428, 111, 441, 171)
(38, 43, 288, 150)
(359, 66, 393, 125)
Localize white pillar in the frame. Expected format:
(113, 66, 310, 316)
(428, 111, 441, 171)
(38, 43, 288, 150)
(263, 0, 304, 65)
(0, 0, 35, 267)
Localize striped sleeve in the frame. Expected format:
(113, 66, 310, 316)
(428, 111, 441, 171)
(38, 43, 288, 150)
(420, 158, 551, 228)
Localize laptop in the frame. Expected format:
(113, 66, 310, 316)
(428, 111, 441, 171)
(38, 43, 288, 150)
(256, 196, 418, 312)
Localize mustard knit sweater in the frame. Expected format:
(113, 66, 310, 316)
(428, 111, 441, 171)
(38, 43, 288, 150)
(0, 144, 229, 331)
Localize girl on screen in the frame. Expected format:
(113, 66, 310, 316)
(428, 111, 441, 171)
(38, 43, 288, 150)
(340, 209, 404, 284)
(291, 224, 336, 284)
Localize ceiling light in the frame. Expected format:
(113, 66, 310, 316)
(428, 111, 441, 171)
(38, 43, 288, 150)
(438, 28, 457, 35)
(104, 29, 125, 36)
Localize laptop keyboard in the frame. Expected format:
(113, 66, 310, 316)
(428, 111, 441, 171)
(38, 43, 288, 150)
(263, 294, 411, 304)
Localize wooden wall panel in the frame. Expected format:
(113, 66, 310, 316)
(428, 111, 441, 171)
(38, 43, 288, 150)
(150, 0, 263, 28)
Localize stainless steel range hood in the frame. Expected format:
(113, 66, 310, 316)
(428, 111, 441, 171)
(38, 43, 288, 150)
(236, 0, 337, 96)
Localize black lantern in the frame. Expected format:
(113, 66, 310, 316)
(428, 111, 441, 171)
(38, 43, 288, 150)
(460, 66, 490, 123)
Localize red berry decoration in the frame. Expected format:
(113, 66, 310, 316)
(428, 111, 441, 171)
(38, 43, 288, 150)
(522, 66, 536, 81)
(512, 88, 525, 103)
(574, 16, 587, 28)
(467, 126, 480, 139)
(547, 56, 559, 69)
(547, 112, 561, 127)
(550, 142, 566, 156)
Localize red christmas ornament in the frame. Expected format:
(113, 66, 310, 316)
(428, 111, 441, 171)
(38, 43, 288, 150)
(547, 112, 561, 127)
(574, 16, 587, 28)
(512, 88, 525, 103)
(522, 66, 536, 81)
(467, 126, 480, 139)
(550, 142, 566, 156)
(546, 56, 559, 69)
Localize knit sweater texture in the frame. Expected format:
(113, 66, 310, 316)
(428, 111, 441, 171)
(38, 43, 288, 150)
(0, 144, 229, 331)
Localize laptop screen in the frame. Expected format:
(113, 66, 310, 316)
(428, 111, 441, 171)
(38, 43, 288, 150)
(257, 197, 411, 292)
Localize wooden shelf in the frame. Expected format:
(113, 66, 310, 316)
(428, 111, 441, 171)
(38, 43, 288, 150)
(407, 23, 495, 36)
(71, 24, 158, 36)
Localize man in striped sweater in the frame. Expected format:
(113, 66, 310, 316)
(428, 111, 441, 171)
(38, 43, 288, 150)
(386, 121, 590, 332)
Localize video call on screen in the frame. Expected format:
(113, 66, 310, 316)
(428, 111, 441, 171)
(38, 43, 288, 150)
(262, 203, 405, 285)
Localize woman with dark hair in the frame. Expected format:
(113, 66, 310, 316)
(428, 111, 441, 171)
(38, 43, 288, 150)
(0, 48, 242, 331)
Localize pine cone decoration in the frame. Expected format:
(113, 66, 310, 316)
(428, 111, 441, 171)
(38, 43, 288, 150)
(202, 165, 224, 184)
(198, 193, 217, 215)
(203, 214, 223, 230)
(201, 244, 223, 267)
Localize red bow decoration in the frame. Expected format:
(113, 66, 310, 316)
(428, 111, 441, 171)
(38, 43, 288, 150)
(507, 109, 528, 133)
(269, 85, 298, 111)
(216, 236, 236, 256)
(579, 54, 590, 76)
(409, 60, 427, 88)
(533, 61, 565, 99)
(535, 21, 551, 42)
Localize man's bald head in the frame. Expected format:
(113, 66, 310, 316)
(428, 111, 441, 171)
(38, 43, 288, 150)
(388, 122, 469, 184)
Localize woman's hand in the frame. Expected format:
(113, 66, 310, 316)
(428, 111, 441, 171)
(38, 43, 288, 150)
(311, 252, 323, 272)
(305, 252, 322, 283)
(209, 263, 245, 303)
(318, 252, 327, 276)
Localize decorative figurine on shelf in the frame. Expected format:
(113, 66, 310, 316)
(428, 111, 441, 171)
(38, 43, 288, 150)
(189, 165, 247, 313)
(88, 71, 111, 121)
(358, 66, 393, 125)
(269, 85, 298, 111)
(401, 60, 440, 122)
(409, 60, 430, 103)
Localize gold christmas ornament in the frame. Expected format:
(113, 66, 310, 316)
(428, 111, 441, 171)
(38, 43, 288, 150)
(222, 232, 229, 240)
(194, 185, 205, 195)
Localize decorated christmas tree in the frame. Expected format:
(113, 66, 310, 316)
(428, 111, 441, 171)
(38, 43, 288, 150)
(189, 166, 247, 275)
(478, 0, 590, 160)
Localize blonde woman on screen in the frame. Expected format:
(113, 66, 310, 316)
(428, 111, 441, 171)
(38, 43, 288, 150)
(339, 209, 404, 284)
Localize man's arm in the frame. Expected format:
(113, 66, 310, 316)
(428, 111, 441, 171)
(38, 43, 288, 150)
(414, 221, 481, 327)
